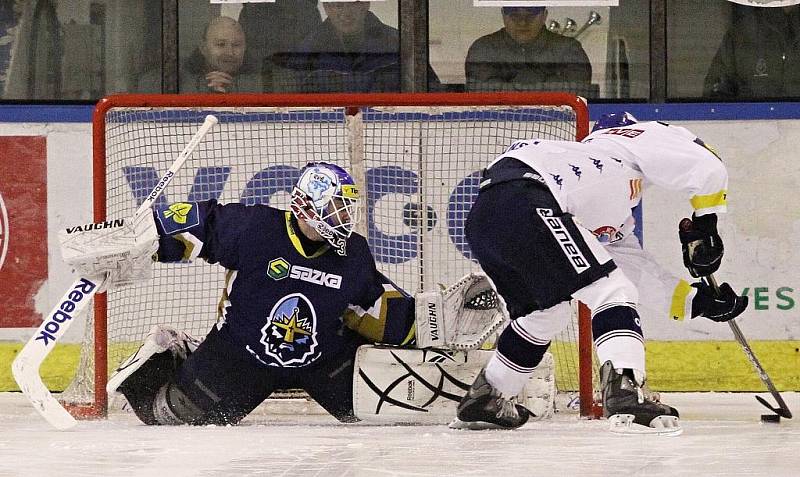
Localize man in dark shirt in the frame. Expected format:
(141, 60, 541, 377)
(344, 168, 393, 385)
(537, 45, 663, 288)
(704, 6, 800, 99)
(271, 1, 399, 92)
(238, 0, 322, 62)
(465, 7, 593, 96)
(273, 1, 439, 92)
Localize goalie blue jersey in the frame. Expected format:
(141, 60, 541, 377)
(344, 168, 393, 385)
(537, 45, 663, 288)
(152, 200, 415, 368)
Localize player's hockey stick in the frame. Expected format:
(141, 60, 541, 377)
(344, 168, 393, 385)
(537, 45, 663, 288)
(11, 114, 218, 430)
(704, 274, 792, 419)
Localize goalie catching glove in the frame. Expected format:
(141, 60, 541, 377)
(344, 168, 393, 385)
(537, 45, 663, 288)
(58, 212, 159, 291)
(415, 272, 507, 350)
(678, 215, 723, 278)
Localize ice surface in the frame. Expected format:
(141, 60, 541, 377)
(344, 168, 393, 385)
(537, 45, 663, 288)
(1, 392, 799, 476)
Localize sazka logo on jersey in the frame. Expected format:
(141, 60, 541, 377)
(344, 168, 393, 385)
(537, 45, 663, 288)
(267, 257, 342, 289)
(260, 293, 319, 366)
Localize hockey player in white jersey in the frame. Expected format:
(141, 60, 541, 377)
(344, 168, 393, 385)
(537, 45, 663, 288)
(453, 112, 747, 433)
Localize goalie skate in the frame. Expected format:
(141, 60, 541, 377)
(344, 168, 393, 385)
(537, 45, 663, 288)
(449, 369, 531, 430)
(107, 325, 200, 395)
(600, 361, 682, 436)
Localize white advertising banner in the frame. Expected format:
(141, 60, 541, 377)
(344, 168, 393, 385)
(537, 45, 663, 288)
(0, 122, 92, 341)
(642, 120, 800, 340)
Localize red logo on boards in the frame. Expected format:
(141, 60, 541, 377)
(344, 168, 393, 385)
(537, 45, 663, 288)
(0, 137, 48, 328)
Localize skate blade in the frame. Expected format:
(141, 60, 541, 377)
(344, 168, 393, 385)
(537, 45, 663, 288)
(448, 418, 509, 430)
(608, 414, 683, 437)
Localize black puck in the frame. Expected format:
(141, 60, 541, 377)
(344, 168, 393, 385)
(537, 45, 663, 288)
(761, 414, 780, 423)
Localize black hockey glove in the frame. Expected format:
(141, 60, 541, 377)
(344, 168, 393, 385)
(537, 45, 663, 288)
(690, 281, 748, 322)
(678, 215, 723, 278)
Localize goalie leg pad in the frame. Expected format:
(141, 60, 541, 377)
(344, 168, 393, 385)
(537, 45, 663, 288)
(109, 325, 199, 425)
(117, 351, 182, 425)
(108, 325, 199, 395)
(353, 345, 555, 424)
(152, 383, 205, 425)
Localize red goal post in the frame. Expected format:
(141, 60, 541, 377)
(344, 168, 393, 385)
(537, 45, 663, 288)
(63, 92, 600, 419)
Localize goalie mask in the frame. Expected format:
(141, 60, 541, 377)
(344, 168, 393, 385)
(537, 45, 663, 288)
(290, 162, 361, 256)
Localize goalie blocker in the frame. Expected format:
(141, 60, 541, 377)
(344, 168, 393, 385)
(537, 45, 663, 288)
(58, 212, 159, 291)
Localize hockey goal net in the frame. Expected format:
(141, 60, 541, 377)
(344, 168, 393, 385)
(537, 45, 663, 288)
(62, 92, 601, 419)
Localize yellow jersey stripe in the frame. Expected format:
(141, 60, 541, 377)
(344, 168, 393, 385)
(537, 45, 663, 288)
(670, 279, 693, 321)
(690, 190, 727, 210)
(284, 211, 328, 259)
(173, 234, 196, 261)
(342, 289, 406, 342)
(401, 322, 416, 346)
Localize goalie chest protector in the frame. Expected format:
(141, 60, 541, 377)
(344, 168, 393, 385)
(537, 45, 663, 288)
(156, 203, 389, 369)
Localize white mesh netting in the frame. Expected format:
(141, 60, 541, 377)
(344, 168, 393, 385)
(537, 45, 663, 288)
(62, 96, 597, 416)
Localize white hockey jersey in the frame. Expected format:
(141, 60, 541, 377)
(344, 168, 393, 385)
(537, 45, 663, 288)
(491, 120, 728, 244)
(491, 121, 729, 322)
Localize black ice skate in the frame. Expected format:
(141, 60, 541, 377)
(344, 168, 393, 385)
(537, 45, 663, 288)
(449, 369, 531, 430)
(600, 360, 682, 436)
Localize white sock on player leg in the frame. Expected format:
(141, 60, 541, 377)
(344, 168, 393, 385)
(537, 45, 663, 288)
(595, 335, 646, 378)
(485, 352, 533, 397)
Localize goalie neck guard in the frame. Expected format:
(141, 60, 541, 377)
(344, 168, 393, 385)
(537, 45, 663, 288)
(290, 162, 361, 256)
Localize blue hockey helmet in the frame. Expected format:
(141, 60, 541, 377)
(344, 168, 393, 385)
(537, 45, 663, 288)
(290, 162, 361, 256)
(591, 111, 638, 133)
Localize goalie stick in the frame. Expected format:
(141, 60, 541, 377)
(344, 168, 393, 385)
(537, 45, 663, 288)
(11, 114, 218, 430)
(704, 274, 792, 419)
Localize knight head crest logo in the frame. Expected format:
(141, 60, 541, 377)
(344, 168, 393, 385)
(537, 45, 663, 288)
(260, 293, 319, 366)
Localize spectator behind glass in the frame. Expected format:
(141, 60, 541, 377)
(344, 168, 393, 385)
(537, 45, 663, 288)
(273, 1, 438, 92)
(465, 7, 593, 96)
(704, 6, 800, 99)
(137, 16, 262, 93)
(238, 0, 322, 88)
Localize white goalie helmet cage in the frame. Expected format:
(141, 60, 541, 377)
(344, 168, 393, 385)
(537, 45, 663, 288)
(290, 162, 362, 254)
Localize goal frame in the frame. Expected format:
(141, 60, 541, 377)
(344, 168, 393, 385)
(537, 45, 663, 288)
(68, 91, 597, 420)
